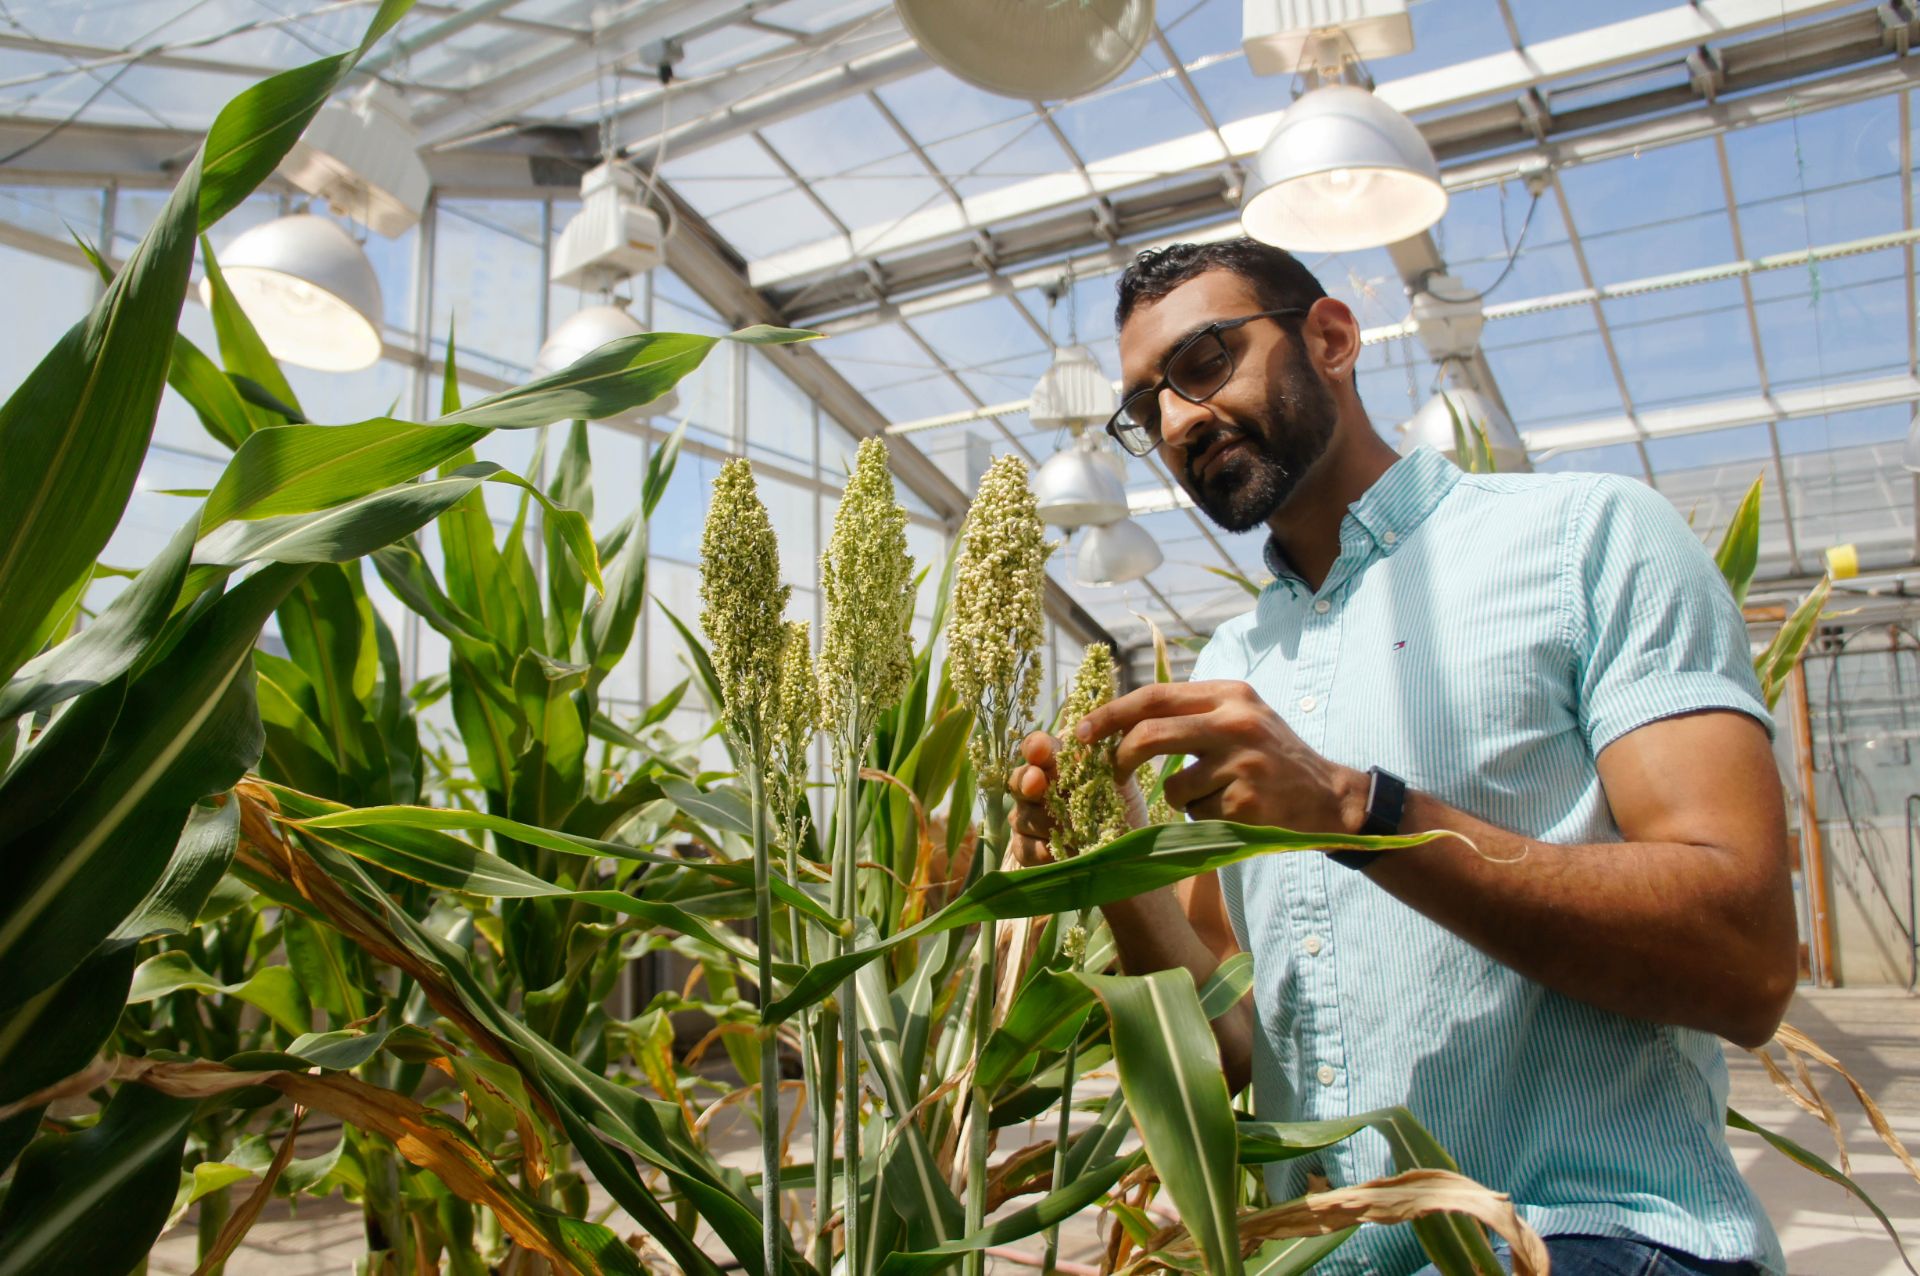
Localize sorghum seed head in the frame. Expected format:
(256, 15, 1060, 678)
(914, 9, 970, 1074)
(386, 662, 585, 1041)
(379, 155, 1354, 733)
(699, 459, 789, 755)
(949, 454, 1050, 787)
(1048, 643, 1129, 856)
(819, 438, 915, 737)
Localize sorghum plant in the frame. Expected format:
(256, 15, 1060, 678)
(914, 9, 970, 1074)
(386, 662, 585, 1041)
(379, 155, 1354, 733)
(698, 457, 792, 1276)
(817, 436, 917, 1274)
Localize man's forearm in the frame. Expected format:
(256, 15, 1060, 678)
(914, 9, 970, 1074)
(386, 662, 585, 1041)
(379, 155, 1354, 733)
(1102, 887, 1255, 1092)
(1363, 789, 1798, 1047)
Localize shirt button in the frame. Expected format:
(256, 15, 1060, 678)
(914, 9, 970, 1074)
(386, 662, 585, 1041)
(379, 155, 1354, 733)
(1298, 695, 1317, 713)
(1303, 934, 1324, 956)
(1317, 1063, 1337, 1086)
(1383, 531, 1398, 546)
(1313, 598, 1331, 614)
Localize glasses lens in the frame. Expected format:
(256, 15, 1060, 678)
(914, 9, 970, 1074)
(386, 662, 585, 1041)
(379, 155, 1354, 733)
(1167, 330, 1234, 402)
(1111, 393, 1158, 456)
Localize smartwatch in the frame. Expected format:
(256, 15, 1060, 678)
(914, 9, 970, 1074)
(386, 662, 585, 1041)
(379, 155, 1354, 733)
(1328, 766, 1406, 872)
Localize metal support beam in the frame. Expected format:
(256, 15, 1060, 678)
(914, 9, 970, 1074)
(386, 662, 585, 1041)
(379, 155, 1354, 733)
(649, 187, 1117, 649)
(754, 2, 1917, 323)
(408, 0, 784, 147)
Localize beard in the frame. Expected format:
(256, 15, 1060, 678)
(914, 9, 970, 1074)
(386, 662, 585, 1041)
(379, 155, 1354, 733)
(1181, 347, 1339, 532)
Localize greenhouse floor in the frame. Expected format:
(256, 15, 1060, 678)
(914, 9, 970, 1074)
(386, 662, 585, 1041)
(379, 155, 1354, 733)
(149, 987, 1919, 1275)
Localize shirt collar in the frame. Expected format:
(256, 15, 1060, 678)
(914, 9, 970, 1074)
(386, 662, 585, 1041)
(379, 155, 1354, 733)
(1262, 447, 1461, 585)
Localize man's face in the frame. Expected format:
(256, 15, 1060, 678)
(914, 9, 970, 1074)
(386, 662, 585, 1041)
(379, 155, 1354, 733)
(1116, 270, 1339, 532)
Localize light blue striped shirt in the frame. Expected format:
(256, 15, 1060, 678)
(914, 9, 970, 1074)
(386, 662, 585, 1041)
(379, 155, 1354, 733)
(1195, 447, 1784, 1275)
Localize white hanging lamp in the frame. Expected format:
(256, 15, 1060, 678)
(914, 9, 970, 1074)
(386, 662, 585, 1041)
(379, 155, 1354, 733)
(202, 214, 382, 372)
(894, 0, 1154, 101)
(1399, 386, 1530, 473)
(1240, 83, 1447, 253)
(1029, 344, 1117, 432)
(1075, 516, 1162, 585)
(1035, 430, 1128, 529)
(533, 305, 679, 417)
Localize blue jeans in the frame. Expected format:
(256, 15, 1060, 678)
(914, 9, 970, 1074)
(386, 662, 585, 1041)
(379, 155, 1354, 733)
(1410, 1234, 1764, 1276)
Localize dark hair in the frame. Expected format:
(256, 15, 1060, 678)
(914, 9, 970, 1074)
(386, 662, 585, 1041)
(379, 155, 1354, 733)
(1114, 237, 1328, 330)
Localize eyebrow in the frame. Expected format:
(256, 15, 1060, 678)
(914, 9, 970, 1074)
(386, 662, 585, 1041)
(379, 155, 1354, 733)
(1120, 319, 1218, 400)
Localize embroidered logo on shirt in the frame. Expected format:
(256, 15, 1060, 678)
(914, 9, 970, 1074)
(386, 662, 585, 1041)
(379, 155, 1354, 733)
(1391, 640, 1407, 651)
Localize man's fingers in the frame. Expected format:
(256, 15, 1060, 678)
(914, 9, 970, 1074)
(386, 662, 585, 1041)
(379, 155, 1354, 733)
(1112, 712, 1222, 776)
(1010, 763, 1050, 803)
(1009, 832, 1054, 868)
(1076, 680, 1243, 744)
(1011, 801, 1054, 842)
(1163, 758, 1229, 816)
(1019, 731, 1059, 771)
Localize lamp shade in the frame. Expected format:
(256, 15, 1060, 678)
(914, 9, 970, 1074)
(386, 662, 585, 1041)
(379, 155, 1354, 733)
(1035, 433, 1129, 528)
(202, 214, 382, 372)
(1075, 516, 1162, 585)
(533, 305, 679, 417)
(1241, 83, 1447, 254)
(895, 0, 1154, 101)
(1030, 344, 1117, 431)
(1399, 387, 1530, 473)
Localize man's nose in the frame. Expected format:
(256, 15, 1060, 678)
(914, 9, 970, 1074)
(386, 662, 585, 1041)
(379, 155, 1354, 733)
(1158, 388, 1215, 454)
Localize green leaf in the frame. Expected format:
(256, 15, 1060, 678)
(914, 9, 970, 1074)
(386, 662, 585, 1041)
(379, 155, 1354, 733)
(1713, 474, 1764, 608)
(1204, 565, 1268, 598)
(0, 1083, 198, 1276)
(1247, 1233, 1359, 1275)
(0, 0, 412, 687)
(1756, 576, 1829, 711)
(1728, 1107, 1917, 1273)
(1079, 969, 1244, 1276)
(0, 564, 302, 1010)
(197, 463, 601, 592)
(168, 1160, 259, 1231)
(201, 418, 489, 531)
(128, 951, 311, 1036)
(200, 235, 302, 426)
(0, 514, 196, 722)
(0, 944, 137, 1174)
(279, 792, 841, 931)
(768, 820, 1441, 1021)
(111, 796, 240, 940)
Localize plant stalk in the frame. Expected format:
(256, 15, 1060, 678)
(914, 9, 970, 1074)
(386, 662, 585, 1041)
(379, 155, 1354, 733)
(752, 764, 783, 1276)
(834, 732, 863, 1276)
(964, 788, 1011, 1276)
(1041, 906, 1092, 1275)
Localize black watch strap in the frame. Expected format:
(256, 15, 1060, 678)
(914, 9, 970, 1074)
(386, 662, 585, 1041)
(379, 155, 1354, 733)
(1329, 767, 1406, 872)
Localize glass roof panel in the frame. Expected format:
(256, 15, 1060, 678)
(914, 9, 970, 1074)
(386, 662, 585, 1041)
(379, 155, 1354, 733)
(1604, 280, 1760, 412)
(1483, 329, 1626, 428)
(1750, 254, 1908, 390)
(1047, 65, 1211, 168)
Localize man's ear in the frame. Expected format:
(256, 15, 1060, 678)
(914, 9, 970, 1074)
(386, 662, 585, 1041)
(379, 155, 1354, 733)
(1304, 296, 1362, 383)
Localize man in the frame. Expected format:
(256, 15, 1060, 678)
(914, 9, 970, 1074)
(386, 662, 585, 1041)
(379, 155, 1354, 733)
(1009, 239, 1795, 1276)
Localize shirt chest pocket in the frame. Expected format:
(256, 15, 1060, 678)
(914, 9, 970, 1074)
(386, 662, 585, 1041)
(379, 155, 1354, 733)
(1341, 609, 1576, 789)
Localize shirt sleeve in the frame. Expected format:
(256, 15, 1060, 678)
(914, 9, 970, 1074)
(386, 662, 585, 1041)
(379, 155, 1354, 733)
(1567, 475, 1773, 755)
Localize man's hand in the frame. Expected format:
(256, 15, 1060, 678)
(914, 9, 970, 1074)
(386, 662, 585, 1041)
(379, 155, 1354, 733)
(1008, 732, 1061, 868)
(1077, 680, 1367, 834)
(1007, 731, 1149, 868)
(1007, 730, 1254, 1091)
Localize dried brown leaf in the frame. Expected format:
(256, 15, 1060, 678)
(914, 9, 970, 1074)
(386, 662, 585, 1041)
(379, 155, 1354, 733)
(192, 1107, 305, 1276)
(1133, 1169, 1548, 1276)
(1774, 1022, 1920, 1189)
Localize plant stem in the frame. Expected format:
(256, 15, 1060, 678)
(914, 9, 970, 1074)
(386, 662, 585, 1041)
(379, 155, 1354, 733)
(752, 765, 783, 1276)
(835, 735, 863, 1276)
(787, 826, 832, 1276)
(964, 789, 1010, 1276)
(1041, 906, 1091, 1275)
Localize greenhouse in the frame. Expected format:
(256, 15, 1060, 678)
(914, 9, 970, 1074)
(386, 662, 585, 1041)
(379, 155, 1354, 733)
(0, 0, 1917, 1273)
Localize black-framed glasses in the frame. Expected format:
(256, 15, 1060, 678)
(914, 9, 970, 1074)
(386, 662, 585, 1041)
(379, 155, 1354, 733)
(1104, 308, 1308, 457)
